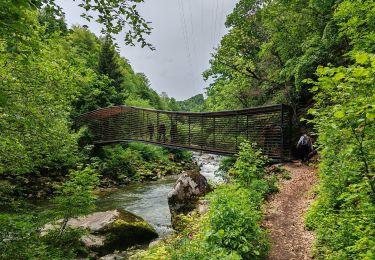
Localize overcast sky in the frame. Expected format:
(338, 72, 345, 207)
(56, 0, 238, 101)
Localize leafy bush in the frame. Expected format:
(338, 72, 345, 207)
(0, 166, 99, 260)
(141, 141, 273, 259)
(128, 142, 168, 162)
(167, 148, 192, 162)
(0, 213, 49, 259)
(96, 143, 193, 184)
(215, 156, 236, 181)
(99, 144, 140, 182)
(206, 184, 269, 259)
(53, 165, 99, 235)
(305, 53, 375, 259)
(41, 227, 88, 258)
(171, 237, 240, 260)
(231, 142, 267, 186)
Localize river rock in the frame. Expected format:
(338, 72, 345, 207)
(99, 251, 128, 260)
(43, 209, 158, 255)
(168, 169, 211, 228)
(197, 200, 210, 214)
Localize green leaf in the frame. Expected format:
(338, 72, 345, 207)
(355, 53, 369, 65)
(334, 110, 345, 118)
(334, 72, 345, 81)
(366, 112, 375, 121)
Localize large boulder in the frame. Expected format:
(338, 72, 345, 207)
(168, 169, 211, 228)
(43, 209, 158, 255)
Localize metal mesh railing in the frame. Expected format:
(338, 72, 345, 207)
(77, 104, 293, 160)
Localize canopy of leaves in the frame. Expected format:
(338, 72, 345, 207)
(203, 0, 373, 115)
(0, 7, 169, 177)
(0, 0, 153, 51)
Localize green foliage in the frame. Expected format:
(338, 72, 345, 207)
(204, 2, 374, 258)
(0, 2, 193, 258)
(305, 53, 375, 259)
(53, 166, 99, 234)
(0, 0, 153, 51)
(41, 227, 88, 258)
(98, 35, 124, 100)
(334, 0, 375, 53)
(171, 235, 240, 260)
(99, 144, 140, 182)
(0, 213, 49, 259)
(169, 148, 193, 162)
(203, 0, 368, 113)
(142, 142, 272, 259)
(0, 166, 99, 260)
(0, 167, 98, 259)
(179, 142, 275, 259)
(205, 184, 269, 259)
(176, 94, 205, 112)
(0, 213, 85, 259)
(128, 142, 168, 161)
(0, 10, 175, 180)
(0, 37, 85, 175)
(215, 156, 236, 181)
(231, 142, 267, 186)
(97, 143, 192, 184)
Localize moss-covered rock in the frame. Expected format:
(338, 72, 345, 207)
(100, 209, 158, 254)
(43, 209, 158, 256)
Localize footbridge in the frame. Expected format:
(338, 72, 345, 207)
(78, 104, 293, 160)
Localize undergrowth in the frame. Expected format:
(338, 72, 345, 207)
(136, 142, 282, 259)
(96, 143, 192, 185)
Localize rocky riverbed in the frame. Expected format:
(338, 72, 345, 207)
(95, 152, 223, 237)
(42, 152, 226, 258)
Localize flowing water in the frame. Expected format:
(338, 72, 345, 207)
(96, 175, 178, 237)
(95, 152, 223, 237)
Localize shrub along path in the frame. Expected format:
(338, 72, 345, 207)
(264, 162, 317, 260)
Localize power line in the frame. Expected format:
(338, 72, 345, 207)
(217, 0, 225, 46)
(186, 0, 199, 90)
(177, 0, 195, 90)
(212, 0, 219, 48)
(187, 0, 197, 57)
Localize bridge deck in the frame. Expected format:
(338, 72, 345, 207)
(78, 104, 293, 160)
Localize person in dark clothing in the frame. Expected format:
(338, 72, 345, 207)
(170, 122, 177, 143)
(297, 134, 313, 162)
(147, 122, 154, 141)
(158, 123, 166, 143)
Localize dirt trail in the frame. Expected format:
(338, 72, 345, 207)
(264, 162, 317, 260)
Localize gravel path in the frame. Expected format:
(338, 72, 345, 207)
(264, 162, 317, 260)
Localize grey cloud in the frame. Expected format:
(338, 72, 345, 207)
(56, 0, 238, 101)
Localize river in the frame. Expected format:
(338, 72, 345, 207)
(95, 152, 223, 237)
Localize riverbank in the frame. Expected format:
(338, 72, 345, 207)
(93, 152, 222, 238)
(133, 143, 284, 259)
(0, 143, 194, 205)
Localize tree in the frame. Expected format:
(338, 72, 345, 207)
(53, 166, 99, 235)
(38, 6, 68, 36)
(98, 35, 124, 104)
(0, 37, 87, 175)
(177, 94, 205, 112)
(0, 0, 153, 51)
(204, 0, 351, 114)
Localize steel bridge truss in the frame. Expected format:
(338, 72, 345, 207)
(78, 104, 293, 160)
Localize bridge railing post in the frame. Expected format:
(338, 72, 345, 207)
(188, 116, 191, 146)
(246, 115, 249, 141)
(200, 115, 204, 149)
(157, 111, 160, 143)
(235, 113, 239, 152)
(213, 116, 216, 149)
